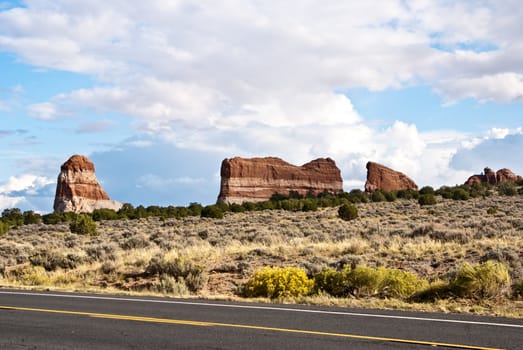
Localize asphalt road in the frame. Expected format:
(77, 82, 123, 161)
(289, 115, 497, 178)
(0, 289, 522, 350)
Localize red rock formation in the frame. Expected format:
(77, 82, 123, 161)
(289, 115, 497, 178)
(465, 167, 522, 186)
(364, 161, 418, 193)
(54, 155, 122, 213)
(217, 157, 343, 204)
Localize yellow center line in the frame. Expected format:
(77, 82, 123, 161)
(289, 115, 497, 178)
(0, 305, 503, 350)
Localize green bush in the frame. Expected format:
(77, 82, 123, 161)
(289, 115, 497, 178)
(1, 208, 23, 227)
(498, 183, 517, 196)
(201, 205, 224, 219)
(69, 214, 98, 236)
(243, 266, 313, 298)
(0, 220, 9, 236)
(381, 268, 429, 298)
(396, 189, 419, 200)
(301, 199, 318, 212)
(313, 267, 350, 297)
(384, 191, 397, 202)
(23, 211, 41, 225)
(92, 208, 119, 221)
(419, 186, 435, 195)
(315, 265, 428, 299)
(515, 279, 523, 298)
(338, 203, 358, 221)
(450, 261, 511, 299)
(452, 188, 470, 201)
(371, 190, 386, 202)
(347, 265, 386, 297)
(418, 194, 437, 206)
(487, 206, 498, 215)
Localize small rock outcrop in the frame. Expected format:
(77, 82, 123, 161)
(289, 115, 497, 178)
(364, 161, 418, 193)
(217, 157, 343, 204)
(53, 155, 122, 213)
(465, 167, 522, 186)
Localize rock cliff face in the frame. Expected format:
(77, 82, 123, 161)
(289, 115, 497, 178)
(364, 161, 418, 193)
(53, 155, 122, 213)
(465, 167, 522, 186)
(217, 157, 343, 204)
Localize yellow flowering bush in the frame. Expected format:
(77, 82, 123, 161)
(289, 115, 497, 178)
(243, 266, 313, 298)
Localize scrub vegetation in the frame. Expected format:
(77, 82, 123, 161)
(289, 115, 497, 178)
(0, 182, 522, 317)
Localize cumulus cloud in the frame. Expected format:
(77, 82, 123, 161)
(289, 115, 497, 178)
(0, 174, 54, 194)
(0, 1, 522, 209)
(451, 131, 523, 174)
(0, 174, 55, 211)
(27, 102, 60, 120)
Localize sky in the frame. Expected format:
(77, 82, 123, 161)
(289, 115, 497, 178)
(0, 0, 522, 213)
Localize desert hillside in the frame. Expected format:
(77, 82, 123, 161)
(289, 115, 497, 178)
(1, 194, 522, 316)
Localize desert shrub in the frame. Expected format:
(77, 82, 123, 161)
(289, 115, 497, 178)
(121, 234, 150, 250)
(276, 199, 299, 211)
(23, 211, 41, 225)
(338, 203, 358, 221)
(301, 199, 318, 212)
(313, 267, 351, 297)
(452, 188, 470, 201)
(411, 280, 452, 302)
(146, 255, 207, 292)
(0, 220, 8, 236)
(342, 189, 369, 203)
(515, 280, 523, 298)
(243, 266, 313, 298)
(313, 266, 429, 299)
(5, 265, 49, 286)
(381, 268, 429, 298)
(384, 191, 397, 202)
(154, 274, 190, 295)
(229, 203, 246, 213)
(371, 190, 386, 202)
(487, 206, 498, 215)
(419, 186, 435, 195)
(201, 205, 224, 219)
(29, 251, 82, 271)
(396, 189, 419, 200)
(92, 208, 119, 221)
(256, 200, 276, 210)
(450, 261, 511, 299)
(347, 265, 386, 297)
(498, 182, 517, 196)
(418, 194, 437, 206)
(188, 202, 203, 216)
(70, 214, 97, 236)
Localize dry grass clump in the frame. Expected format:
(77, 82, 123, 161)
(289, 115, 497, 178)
(0, 194, 522, 317)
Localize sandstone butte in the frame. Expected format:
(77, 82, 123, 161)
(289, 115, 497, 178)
(465, 167, 523, 186)
(217, 157, 343, 204)
(53, 155, 123, 213)
(364, 161, 418, 193)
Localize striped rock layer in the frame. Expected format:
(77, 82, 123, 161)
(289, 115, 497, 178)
(53, 155, 122, 213)
(217, 157, 343, 204)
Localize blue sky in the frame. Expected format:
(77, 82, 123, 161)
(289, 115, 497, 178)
(1, 1, 522, 213)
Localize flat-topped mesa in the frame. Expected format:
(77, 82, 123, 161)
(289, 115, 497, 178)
(364, 161, 418, 193)
(465, 167, 522, 186)
(217, 157, 343, 204)
(53, 155, 123, 213)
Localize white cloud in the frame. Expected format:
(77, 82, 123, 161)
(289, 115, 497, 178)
(27, 102, 60, 120)
(437, 73, 523, 104)
(0, 194, 24, 210)
(0, 174, 54, 194)
(0, 1, 522, 208)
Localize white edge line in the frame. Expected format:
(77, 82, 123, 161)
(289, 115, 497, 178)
(0, 290, 522, 329)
